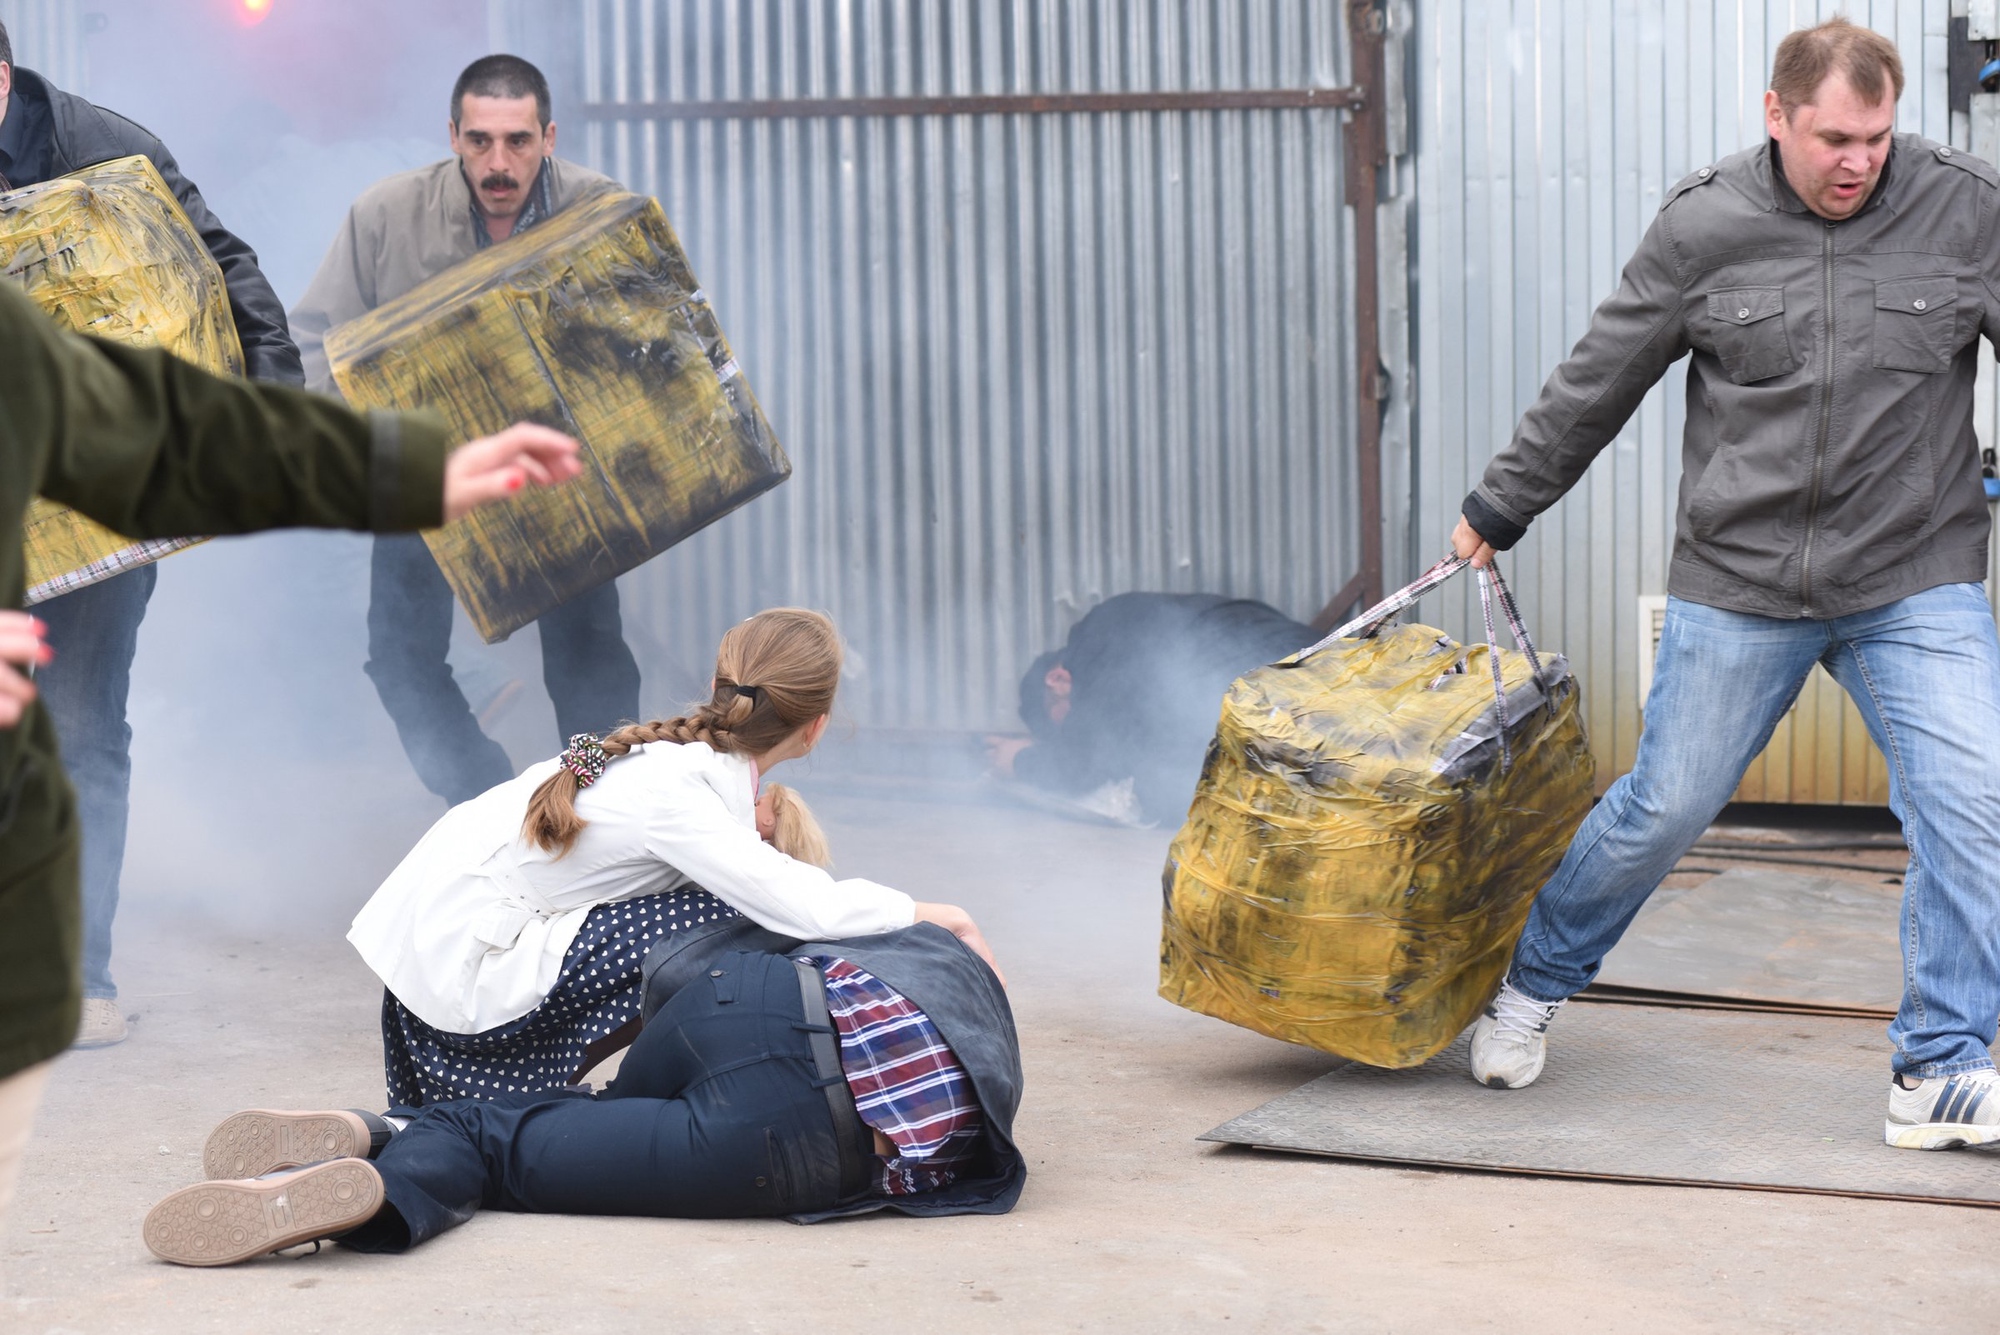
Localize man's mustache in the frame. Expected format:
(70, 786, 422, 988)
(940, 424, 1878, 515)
(480, 173, 520, 192)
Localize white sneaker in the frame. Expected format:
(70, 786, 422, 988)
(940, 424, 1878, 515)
(72, 997, 127, 1049)
(1885, 1068, 2000, 1150)
(1469, 979, 1565, 1089)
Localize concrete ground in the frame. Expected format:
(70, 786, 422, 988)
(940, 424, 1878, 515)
(5, 787, 1993, 1334)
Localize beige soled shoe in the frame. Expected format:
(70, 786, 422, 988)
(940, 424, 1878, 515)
(203, 1109, 374, 1180)
(71, 998, 128, 1049)
(143, 1159, 383, 1266)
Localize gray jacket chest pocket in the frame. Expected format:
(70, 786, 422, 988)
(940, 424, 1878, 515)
(1873, 276, 1959, 373)
(1705, 287, 1798, 383)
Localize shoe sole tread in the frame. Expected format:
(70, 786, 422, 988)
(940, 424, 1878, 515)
(143, 1160, 381, 1266)
(202, 1110, 365, 1179)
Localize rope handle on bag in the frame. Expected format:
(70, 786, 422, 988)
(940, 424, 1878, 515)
(1294, 552, 1548, 772)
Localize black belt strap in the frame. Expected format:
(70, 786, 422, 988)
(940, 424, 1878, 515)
(791, 956, 872, 1201)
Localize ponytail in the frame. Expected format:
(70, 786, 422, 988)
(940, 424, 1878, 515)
(520, 608, 842, 856)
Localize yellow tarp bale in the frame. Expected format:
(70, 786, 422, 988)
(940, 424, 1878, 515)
(1160, 623, 1594, 1068)
(0, 155, 239, 598)
(326, 189, 791, 642)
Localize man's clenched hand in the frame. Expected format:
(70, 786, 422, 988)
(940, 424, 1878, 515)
(1451, 514, 1497, 569)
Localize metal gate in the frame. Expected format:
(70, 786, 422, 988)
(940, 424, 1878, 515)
(499, 0, 1409, 734)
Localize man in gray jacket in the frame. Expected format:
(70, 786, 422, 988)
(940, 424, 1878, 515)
(292, 54, 641, 810)
(1456, 19, 2000, 1150)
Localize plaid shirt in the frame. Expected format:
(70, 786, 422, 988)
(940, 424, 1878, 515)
(24, 537, 198, 605)
(810, 955, 985, 1197)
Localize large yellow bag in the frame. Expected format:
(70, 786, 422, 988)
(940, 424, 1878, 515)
(1160, 559, 1594, 1068)
(327, 189, 790, 643)
(0, 155, 240, 600)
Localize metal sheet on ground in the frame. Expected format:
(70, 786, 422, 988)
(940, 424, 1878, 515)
(1592, 868, 1903, 1014)
(1201, 1005, 2000, 1207)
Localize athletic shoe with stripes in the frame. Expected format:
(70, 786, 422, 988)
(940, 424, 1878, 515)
(1885, 1068, 2000, 1150)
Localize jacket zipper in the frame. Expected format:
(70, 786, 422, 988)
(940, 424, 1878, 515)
(1799, 219, 1836, 618)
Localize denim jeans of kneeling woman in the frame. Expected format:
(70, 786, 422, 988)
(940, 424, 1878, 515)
(344, 949, 856, 1250)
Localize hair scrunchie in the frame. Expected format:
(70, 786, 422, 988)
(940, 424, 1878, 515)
(560, 733, 609, 788)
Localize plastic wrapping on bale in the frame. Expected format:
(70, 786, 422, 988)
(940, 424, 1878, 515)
(1159, 622, 1594, 1069)
(0, 155, 240, 596)
(327, 189, 791, 642)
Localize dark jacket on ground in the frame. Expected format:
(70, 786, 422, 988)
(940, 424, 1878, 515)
(640, 919, 1026, 1220)
(8, 66, 303, 385)
(0, 281, 449, 1078)
(1467, 135, 2000, 620)
(1015, 592, 1313, 821)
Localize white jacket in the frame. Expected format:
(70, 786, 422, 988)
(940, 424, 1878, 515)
(347, 741, 914, 1034)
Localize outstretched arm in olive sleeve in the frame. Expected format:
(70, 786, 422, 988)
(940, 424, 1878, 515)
(1, 282, 578, 540)
(1460, 213, 1692, 551)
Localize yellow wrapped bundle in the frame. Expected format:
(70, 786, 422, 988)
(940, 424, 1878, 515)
(0, 155, 240, 598)
(327, 189, 790, 642)
(1160, 603, 1594, 1068)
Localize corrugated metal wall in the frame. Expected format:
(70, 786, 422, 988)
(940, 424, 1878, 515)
(539, 1, 1393, 731)
(1409, 0, 1958, 803)
(0, 0, 89, 90)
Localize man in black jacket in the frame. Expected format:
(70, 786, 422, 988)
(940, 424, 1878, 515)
(0, 24, 304, 1049)
(140, 924, 1024, 1263)
(992, 592, 1313, 824)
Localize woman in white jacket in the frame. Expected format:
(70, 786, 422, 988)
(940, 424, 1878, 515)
(347, 608, 995, 1106)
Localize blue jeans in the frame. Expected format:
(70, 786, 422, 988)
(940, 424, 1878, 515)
(364, 535, 641, 806)
(36, 564, 158, 1001)
(343, 950, 856, 1251)
(1511, 583, 2000, 1078)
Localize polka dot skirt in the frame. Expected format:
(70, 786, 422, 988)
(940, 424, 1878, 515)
(380, 886, 741, 1107)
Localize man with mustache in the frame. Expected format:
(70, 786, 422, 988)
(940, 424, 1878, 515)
(1455, 19, 2000, 1152)
(291, 54, 641, 811)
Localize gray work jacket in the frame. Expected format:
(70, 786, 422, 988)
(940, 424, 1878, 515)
(290, 154, 614, 392)
(1466, 134, 2000, 620)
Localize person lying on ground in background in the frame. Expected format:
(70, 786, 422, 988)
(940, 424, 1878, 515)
(1, 19, 310, 1050)
(0, 279, 586, 1219)
(348, 607, 1001, 1107)
(987, 592, 1314, 824)
(143, 914, 1023, 1266)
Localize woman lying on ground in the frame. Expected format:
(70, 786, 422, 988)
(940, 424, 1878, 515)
(345, 607, 999, 1106)
(143, 915, 1024, 1265)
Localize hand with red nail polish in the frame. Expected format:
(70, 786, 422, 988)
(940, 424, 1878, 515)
(0, 610, 49, 727)
(441, 424, 583, 522)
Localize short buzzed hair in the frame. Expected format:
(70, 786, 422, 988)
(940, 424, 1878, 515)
(1770, 18, 1904, 117)
(451, 54, 551, 128)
